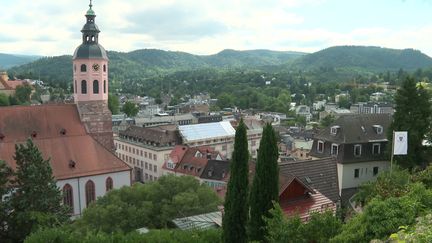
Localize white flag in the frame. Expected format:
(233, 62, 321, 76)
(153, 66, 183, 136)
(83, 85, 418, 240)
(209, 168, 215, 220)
(393, 131, 408, 155)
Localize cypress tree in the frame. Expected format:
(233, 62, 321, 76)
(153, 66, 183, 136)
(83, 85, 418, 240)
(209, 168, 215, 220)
(249, 123, 279, 242)
(222, 119, 249, 243)
(8, 139, 69, 242)
(390, 76, 432, 169)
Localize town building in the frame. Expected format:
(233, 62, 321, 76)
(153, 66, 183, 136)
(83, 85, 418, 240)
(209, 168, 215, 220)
(0, 71, 30, 96)
(278, 158, 340, 220)
(350, 102, 394, 115)
(0, 2, 131, 217)
(179, 121, 262, 159)
(162, 145, 229, 192)
(295, 105, 312, 122)
(114, 125, 181, 182)
(309, 114, 392, 202)
(135, 113, 197, 127)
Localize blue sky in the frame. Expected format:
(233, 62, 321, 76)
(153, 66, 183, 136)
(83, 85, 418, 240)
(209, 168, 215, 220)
(1, 0, 432, 56)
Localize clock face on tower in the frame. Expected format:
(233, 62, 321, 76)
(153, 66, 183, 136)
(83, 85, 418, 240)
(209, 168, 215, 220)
(92, 63, 100, 71)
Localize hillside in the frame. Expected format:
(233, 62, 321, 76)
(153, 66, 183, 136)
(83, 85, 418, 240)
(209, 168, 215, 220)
(8, 49, 304, 87)
(0, 53, 41, 69)
(292, 46, 432, 71)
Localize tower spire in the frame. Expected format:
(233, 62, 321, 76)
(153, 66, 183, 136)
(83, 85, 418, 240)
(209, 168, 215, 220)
(89, 0, 93, 9)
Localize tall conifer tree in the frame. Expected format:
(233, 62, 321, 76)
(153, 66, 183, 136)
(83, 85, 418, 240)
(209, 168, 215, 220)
(8, 139, 68, 242)
(249, 123, 279, 242)
(222, 119, 249, 243)
(390, 76, 432, 169)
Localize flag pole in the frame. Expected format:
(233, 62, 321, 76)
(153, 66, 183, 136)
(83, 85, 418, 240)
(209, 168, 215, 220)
(390, 130, 395, 174)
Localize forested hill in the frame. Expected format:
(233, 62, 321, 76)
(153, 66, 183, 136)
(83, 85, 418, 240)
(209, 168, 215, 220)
(8, 49, 305, 86)
(7, 46, 432, 89)
(0, 53, 41, 69)
(292, 46, 432, 71)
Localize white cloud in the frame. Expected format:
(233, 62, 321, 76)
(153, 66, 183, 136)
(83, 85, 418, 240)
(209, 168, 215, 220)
(0, 0, 431, 58)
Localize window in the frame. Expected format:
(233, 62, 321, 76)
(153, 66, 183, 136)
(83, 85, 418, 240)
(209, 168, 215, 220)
(149, 164, 152, 171)
(251, 140, 256, 146)
(354, 169, 360, 178)
(103, 80, 106, 94)
(103, 64, 106, 72)
(222, 145, 227, 151)
(140, 150, 143, 156)
(330, 126, 340, 135)
(354, 144, 362, 157)
(153, 154, 157, 160)
(106, 177, 113, 192)
(74, 80, 77, 93)
(331, 143, 339, 155)
(81, 64, 87, 72)
(373, 166, 379, 176)
(317, 141, 324, 153)
(63, 184, 73, 213)
(154, 165, 157, 172)
(150, 175, 153, 181)
(372, 143, 381, 155)
(145, 162, 148, 169)
(85, 180, 95, 206)
(93, 80, 99, 94)
(81, 80, 87, 94)
(132, 148, 135, 154)
(145, 173, 148, 180)
(373, 125, 383, 134)
(149, 153, 153, 159)
(145, 152, 148, 158)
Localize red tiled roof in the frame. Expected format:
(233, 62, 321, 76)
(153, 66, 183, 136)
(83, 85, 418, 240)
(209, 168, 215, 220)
(0, 104, 131, 180)
(280, 189, 336, 221)
(5, 80, 26, 89)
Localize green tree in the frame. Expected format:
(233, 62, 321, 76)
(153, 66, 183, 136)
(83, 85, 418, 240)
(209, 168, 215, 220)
(0, 161, 13, 241)
(73, 175, 220, 233)
(0, 93, 9, 106)
(390, 76, 432, 169)
(122, 101, 139, 117)
(14, 83, 33, 104)
(265, 203, 306, 243)
(217, 93, 235, 109)
(108, 94, 120, 115)
(222, 119, 249, 243)
(249, 123, 279, 242)
(7, 139, 68, 242)
(320, 114, 335, 128)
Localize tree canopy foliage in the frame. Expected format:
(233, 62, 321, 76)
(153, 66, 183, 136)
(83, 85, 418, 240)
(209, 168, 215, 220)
(121, 101, 139, 117)
(72, 175, 221, 233)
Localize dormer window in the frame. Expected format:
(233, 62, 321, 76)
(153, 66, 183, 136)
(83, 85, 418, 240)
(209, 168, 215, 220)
(317, 140, 324, 153)
(373, 125, 383, 134)
(331, 143, 339, 155)
(330, 126, 340, 135)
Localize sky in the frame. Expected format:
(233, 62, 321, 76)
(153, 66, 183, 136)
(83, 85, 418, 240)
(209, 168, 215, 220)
(1, 0, 432, 56)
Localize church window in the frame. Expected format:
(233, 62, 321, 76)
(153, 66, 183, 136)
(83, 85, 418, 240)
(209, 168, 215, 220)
(85, 180, 95, 206)
(63, 184, 73, 213)
(91, 35, 95, 42)
(81, 80, 87, 94)
(74, 80, 77, 93)
(104, 80, 106, 93)
(106, 177, 113, 192)
(86, 35, 89, 42)
(81, 64, 87, 72)
(103, 64, 106, 72)
(93, 80, 99, 94)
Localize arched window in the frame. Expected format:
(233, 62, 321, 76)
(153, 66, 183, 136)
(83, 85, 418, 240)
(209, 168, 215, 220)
(63, 184, 74, 213)
(93, 80, 99, 94)
(81, 80, 87, 94)
(81, 64, 87, 72)
(91, 36, 95, 42)
(103, 64, 106, 72)
(74, 80, 77, 93)
(85, 180, 95, 206)
(106, 177, 113, 192)
(103, 80, 106, 94)
(74, 65, 76, 73)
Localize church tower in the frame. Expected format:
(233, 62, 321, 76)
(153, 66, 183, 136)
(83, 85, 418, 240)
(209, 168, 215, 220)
(73, 1, 113, 150)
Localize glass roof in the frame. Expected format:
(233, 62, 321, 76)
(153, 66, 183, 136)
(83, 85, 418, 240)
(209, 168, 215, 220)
(179, 121, 236, 142)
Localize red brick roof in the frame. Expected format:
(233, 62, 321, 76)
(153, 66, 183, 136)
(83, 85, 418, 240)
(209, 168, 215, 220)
(0, 104, 131, 180)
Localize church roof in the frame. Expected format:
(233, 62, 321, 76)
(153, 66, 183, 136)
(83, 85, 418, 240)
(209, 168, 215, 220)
(73, 43, 108, 60)
(0, 104, 130, 180)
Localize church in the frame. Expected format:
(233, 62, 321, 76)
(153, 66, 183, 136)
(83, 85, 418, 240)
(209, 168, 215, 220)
(0, 2, 131, 216)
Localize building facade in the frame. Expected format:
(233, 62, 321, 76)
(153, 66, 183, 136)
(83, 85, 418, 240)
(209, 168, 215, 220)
(114, 125, 181, 182)
(309, 114, 392, 202)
